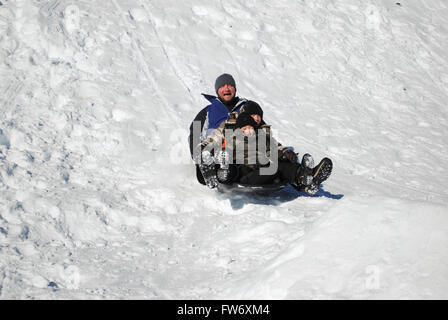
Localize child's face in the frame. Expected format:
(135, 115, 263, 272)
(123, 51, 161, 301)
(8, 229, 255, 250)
(241, 125, 255, 137)
(251, 114, 261, 125)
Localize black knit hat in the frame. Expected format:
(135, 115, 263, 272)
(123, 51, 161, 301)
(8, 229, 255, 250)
(235, 112, 258, 129)
(215, 73, 236, 93)
(243, 101, 263, 118)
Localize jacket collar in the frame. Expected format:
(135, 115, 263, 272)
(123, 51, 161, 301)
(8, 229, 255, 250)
(201, 93, 217, 103)
(202, 93, 246, 112)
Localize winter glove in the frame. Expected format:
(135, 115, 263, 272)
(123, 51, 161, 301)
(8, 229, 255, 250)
(280, 148, 298, 163)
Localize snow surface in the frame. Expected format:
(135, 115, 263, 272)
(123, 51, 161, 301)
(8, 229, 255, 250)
(1, 0, 448, 299)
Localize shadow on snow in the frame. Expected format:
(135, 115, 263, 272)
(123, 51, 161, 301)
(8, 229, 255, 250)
(217, 184, 344, 210)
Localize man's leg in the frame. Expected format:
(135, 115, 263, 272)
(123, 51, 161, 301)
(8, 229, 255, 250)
(236, 160, 314, 186)
(237, 162, 297, 185)
(277, 160, 316, 188)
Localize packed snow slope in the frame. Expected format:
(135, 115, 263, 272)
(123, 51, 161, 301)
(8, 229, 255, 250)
(1, 0, 448, 299)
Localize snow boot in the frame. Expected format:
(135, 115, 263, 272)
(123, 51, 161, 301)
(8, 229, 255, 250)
(305, 158, 333, 195)
(217, 167, 230, 183)
(198, 150, 218, 189)
(215, 150, 231, 183)
(199, 162, 218, 188)
(301, 153, 314, 169)
(294, 154, 314, 189)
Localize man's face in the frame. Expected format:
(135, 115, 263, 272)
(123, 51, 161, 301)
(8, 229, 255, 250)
(251, 114, 261, 125)
(217, 84, 236, 102)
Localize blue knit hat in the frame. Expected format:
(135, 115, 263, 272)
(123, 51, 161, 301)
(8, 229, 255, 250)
(215, 73, 236, 93)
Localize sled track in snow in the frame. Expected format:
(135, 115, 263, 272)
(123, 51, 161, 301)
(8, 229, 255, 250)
(137, 0, 194, 99)
(111, 0, 172, 119)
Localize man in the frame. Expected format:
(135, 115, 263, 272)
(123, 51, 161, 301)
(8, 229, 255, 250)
(189, 74, 332, 192)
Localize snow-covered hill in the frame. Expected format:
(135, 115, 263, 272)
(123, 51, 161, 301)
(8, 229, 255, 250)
(1, 0, 447, 299)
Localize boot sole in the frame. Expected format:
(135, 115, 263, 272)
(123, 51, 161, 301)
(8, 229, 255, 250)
(199, 163, 218, 188)
(305, 158, 332, 194)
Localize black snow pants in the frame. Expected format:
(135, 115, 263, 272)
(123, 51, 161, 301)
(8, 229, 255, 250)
(235, 162, 300, 185)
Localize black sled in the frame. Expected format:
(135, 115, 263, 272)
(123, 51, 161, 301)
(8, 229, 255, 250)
(217, 181, 288, 196)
